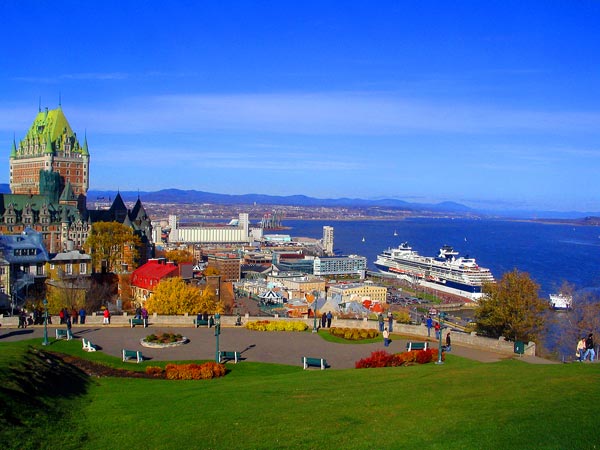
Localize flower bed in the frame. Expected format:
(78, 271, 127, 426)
(245, 320, 308, 332)
(141, 332, 188, 348)
(329, 327, 379, 341)
(355, 349, 443, 369)
(145, 362, 226, 380)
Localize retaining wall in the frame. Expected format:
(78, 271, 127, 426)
(0, 313, 535, 356)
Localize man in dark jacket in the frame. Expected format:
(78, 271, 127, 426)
(585, 333, 595, 362)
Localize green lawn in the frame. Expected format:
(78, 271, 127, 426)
(2, 338, 599, 449)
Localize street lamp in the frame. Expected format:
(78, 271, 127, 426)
(214, 312, 221, 362)
(436, 312, 447, 365)
(312, 291, 318, 333)
(42, 298, 49, 346)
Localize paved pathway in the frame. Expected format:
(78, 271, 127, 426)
(0, 324, 558, 368)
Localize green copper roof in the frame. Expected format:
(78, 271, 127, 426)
(11, 138, 17, 157)
(17, 107, 85, 157)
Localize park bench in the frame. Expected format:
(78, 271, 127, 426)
(129, 318, 148, 328)
(81, 337, 99, 352)
(218, 351, 241, 363)
(55, 329, 73, 340)
(122, 349, 143, 363)
(193, 317, 214, 328)
(406, 342, 429, 351)
(302, 356, 328, 370)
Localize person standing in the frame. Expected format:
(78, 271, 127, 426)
(326, 311, 332, 328)
(71, 308, 78, 325)
(103, 308, 110, 325)
(426, 316, 433, 337)
(321, 312, 327, 329)
(383, 327, 390, 347)
(59, 308, 65, 324)
(66, 316, 72, 338)
(79, 307, 86, 325)
(387, 311, 394, 333)
(445, 332, 451, 352)
(585, 333, 595, 362)
(378, 313, 384, 332)
(141, 307, 148, 322)
(434, 322, 441, 340)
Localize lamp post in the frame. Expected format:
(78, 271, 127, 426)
(214, 312, 221, 362)
(436, 312, 446, 365)
(42, 298, 49, 346)
(312, 291, 318, 333)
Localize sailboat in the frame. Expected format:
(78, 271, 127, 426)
(362, 237, 365, 242)
(393, 230, 398, 236)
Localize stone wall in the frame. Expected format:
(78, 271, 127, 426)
(0, 313, 535, 356)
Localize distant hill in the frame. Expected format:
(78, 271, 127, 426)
(1, 183, 597, 218)
(86, 188, 473, 213)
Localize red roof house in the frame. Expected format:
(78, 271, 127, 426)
(131, 258, 192, 303)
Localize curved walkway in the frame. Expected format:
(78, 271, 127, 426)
(0, 324, 556, 368)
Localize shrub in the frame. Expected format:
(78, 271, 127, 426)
(330, 327, 379, 340)
(355, 349, 443, 369)
(395, 311, 411, 324)
(164, 362, 226, 380)
(245, 320, 308, 332)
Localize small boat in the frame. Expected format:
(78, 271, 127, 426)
(362, 237, 365, 242)
(393, 230, 398, 236)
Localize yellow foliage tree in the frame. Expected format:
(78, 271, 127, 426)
(204, 266, 220, 276)
(145, 278, 222, 315)
(165, 249, 194, 264)
(84, 222, 141, 273)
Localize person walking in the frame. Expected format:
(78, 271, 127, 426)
(79, 307, 86, 325)
(321, 312, 327, 329)
(59, 308, 65, 324)
(326, 311, 332, 328)
(378, 313, 384, 332)
(426, 316, 433, 337)
(585, 333, 595, 362)
(445, 331, 452, 352)
(66, 316, 72, 338)
(434, 322, 441, 340)
(383, 327, 390, 347)
(18, 310, 27, 328)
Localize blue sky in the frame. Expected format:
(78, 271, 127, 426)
(1, 1, 600, 212)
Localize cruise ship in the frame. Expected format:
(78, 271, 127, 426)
(374, 243, 495, 299)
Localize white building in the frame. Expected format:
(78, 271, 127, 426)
(168, 213, 251, 244)
(322, 226, 334, 255)
(313, 255, 367, 277)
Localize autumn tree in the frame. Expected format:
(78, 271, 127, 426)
(145, 277, 222, 315)
(165, 249, 194, 264)
(204, 266, 220, 276)
(84, 222, 141, 273)
(475, 269, 547, 342)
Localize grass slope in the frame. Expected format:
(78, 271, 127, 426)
(1, 339, 599, 449)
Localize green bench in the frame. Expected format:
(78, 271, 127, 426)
(55, 329, 73, 340)
(406, 342, 429, 351)
(193, 317, 214, 328)
(122, 349, 143, 363)
(302, 356, 329, 370)
(82, 337, 99, 352)
(129, 318, 148, 328)
(218, 351, 241, 363)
